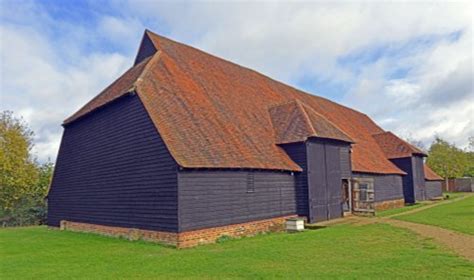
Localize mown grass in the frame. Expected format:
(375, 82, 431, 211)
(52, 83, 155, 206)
(376, 192, 466, 218)
(396, 194, 474, 235)
(443, 192, 466, 200)
(376, 203, 426, 217)
(1, 223, 473, 279)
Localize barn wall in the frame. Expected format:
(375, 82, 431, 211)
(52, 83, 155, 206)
(48, 94, 179, 232)
(425, 181, 443, 199)
(340, 146, 352, 179)
(177, 170, 296, 231)
(412, 156, 426, 201)
(390, 157, 415, 203)
(134, 33, 157, 65)
(280, 143, 308, 216)
(352, 173, 404, 202)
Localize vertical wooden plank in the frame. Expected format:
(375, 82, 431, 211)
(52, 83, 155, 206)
(325, 144, 343, 220)
(307, 141, 328, 223)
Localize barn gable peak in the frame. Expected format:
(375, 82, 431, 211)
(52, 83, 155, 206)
(269, 99, 354, 145)
(134, 30, 158, 66)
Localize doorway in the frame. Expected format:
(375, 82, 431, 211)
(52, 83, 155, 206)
(342, 179, 351, 214)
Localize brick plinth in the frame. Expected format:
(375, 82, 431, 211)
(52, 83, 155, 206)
(178, 215, 295, 248)
(60, 215, 295, 248)
(60, 221, 178, 246)
(374, 198, 405, 211)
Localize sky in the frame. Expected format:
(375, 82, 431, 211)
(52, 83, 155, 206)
(0, 0, 473, 163)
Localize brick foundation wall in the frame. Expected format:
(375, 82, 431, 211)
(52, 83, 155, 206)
(374, 198, 405, 211)
(60, 221, 178, 246)
(60, 215, 295, 248)
(178, 215, 295, 248)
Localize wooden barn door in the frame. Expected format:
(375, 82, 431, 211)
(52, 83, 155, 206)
(352, 178, 375, 214)
(308, 142, 329, 222)
(325, 145, 343, 220)
(307, 141, 344, 223)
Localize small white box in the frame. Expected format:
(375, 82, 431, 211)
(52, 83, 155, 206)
(286, 218, 305, 232)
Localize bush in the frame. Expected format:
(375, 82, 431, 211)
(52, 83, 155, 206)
(1, 197, 47, 227)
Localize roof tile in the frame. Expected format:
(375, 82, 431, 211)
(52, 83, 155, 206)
(373, 131, 427, 159)
(424, 164, 443, 181)
(64, 30, 406, 174)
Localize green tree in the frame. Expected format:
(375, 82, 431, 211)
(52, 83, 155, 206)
(426, 137, 469, 182)
(0, 111, 38, 211)
(464, 136, 474, 177)
(0, 111, 54, 226)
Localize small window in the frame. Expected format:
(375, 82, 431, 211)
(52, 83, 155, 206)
(246, 172, 255, 193)
(359, 183, 368, 201)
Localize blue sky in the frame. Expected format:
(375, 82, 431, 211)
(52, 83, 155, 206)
(0, 0, 472, 162)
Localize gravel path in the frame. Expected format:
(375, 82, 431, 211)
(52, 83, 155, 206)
(316, 194, 474, 261)
(383, 218, 474, 261)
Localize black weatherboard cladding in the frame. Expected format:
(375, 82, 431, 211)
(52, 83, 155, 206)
(281, 143, 309, 216)
(390, 156, 426, 203)
(391, 157, 415, 203)
(177, 170, 296, 231)
(306, 138, 351, 223)
(411, 156, 426, 201)
(425, 181, 442, 199)
(47, 94, 179, 232)
(352, 173, 404, 202)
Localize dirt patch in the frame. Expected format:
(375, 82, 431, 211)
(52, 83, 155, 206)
(384, 219, 474, 261)
(316, 194, 474, 261)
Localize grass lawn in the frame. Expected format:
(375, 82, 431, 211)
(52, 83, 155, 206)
(396, 194, 474, 235)
(376, 203, 426, 217)
(1, 224, 473, 279)
(443, 192, 467, 200)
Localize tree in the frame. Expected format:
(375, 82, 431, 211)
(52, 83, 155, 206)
(426, 137, 470, 186)
(0, 111, 39, 211)
(465, 136, 474, 177)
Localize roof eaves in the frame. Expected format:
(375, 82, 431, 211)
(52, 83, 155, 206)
(62, 89, 137, 127)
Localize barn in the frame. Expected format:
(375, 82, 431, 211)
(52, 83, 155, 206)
(47, 30, 443, 247)
(424, 165, 444, 199)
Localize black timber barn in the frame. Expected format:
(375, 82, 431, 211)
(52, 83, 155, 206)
(47, 30, 442, 247)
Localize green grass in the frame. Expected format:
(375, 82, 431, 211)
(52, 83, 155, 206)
(1, 224, 473, 279)
(376, 192, 467, 218)
(443, 192, 466, 200)
(396, 195, 474, 235)
(376, 203, 426, 217)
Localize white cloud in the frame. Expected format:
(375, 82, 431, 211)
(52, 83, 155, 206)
(122, 0, 472, 149)
(0, 0, 472, 163)
(0, 2, 131, 162)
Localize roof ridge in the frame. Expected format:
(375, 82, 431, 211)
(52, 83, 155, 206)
(299, 102, 354, 143)
(144, 30, 377, 121)
(295, 100, 318, 136)
(134, 50, 162, 90)
(267, 98, 300, 110)
(63, 56, 153, 125)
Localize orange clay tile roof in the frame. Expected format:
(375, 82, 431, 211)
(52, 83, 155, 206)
(269, 100, 353, 144)
(372, 131, 427, 159)
(64, 56, 153, 124)
(424, 164, 444, 181)
(64, 30, 406, 174)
